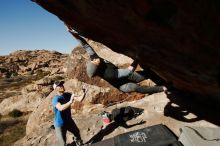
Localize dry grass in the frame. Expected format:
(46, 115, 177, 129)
(0, 71, 50, 91)
(0, 70, 50, 102)
(0, 115, 28, 146)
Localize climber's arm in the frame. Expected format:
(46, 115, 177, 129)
(68, 29, 88, 46)
(67, 27, 99, 59)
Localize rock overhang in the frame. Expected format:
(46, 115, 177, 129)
(33, 0, 220, 103)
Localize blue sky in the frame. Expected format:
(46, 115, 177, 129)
(0, 0, 78, 56)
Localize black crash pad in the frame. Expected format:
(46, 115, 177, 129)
(91, 124, 182, 146)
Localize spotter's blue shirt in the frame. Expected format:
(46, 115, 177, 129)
(52, 93, 72, 127)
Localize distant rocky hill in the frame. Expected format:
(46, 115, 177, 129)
(0, 50, 68, 100)
(0, 50, 68, 146)
(0, 49, 69, 114)
(0, 50, 67, 78)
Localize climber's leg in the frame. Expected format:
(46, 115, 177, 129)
(120, 83, 166, 94)
(128, 72, 145, 83)
(119, 83, 138, 93)
(136, 85, 166, 94)
(117, 68, 132, 78)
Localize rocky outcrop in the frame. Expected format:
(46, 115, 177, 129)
(0, 50, 68, 146)
(14, 44, 219, 146)
(33, 0, 220, 102)
(65, 43, 146, 105)
(0, 50, 67, 114)
(0, 50, 67, 78)
(0, 75, 64, 115)
(13, 45, 160, 146)
(14, 79, 218, 146)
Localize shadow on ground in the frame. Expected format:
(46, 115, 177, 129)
(164, 90, 220, 126)
(139, 68, 220, 126)
(85, 120, 146, 144)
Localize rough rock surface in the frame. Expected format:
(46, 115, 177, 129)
(0, 50, 67, 78)
(14, 46, 219, 146)
(65, 43, 145, 105)
(0, 50, 67, 114)
(33, 0, 220, 102)
(12, 46, 158, 146)
(0, 50, 68, 146)
(0, 75, 64, 115)
(14, 79, 218, 146)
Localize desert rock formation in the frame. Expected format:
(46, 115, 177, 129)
(0, 50, 68, 114)
(14, 45, 219, 146)
(33, 0, 220, 102)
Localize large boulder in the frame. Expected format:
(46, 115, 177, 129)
(33, 0, 220, 102)
(0, 75, 64, 115)
(64, 43, 145, 105)
(14, 44, 219, 146)
(14, 80, 218, 146)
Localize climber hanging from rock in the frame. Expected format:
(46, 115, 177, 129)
(67, 26, 167, 94)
